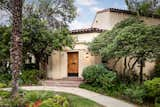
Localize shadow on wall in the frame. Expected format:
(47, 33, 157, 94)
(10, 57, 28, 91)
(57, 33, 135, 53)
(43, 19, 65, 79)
(105, 57, 156, 80)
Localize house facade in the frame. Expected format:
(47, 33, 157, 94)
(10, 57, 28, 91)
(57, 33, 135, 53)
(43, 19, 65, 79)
(47, 8, 160, 79)
(47, 28, 103, 79)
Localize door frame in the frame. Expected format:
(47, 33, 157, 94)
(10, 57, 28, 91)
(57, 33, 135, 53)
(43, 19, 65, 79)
(67, 52, 79, 77)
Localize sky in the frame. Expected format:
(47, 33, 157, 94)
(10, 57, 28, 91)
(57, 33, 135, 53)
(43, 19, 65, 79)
(0, 0, 127, 29)
(69, 0, 127, 30)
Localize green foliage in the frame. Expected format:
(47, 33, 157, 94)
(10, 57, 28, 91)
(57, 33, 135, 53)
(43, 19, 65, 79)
(152, 62, 160, 77)
(20, 69, 44, 85)
(99, 72, 117, 91)
(82, 64, 108, 86)
(123, 84, 146, 104)
(0, 16, 75, 71)
(155, 97, 160, 107)
(82, 65, 120, 95)
(24, 91, 54, 103)
(113, 17, 142, 29)
(23, 0, 76, 28)
(144, 78, 160, 98)
(79, 83, 102, 93)
(0, 90, 10, 98)
(91, 17, 160, 60)
(0, 73, 11, 85)
(24, 92, 69, 107)
(0, 96, 26, 107)
(125, 0, 160, 16)
(0, 83, 7, 88)
(23, 16, 74, 69)
(39, 98, 59, 107)
(81, 64, 148, 104)
(90, 17, 146, 60)
(39, 96, 69, 107)
(90, 17, 160, 82)
(0, 90, 102, 107)
(0, 26, 11, 74)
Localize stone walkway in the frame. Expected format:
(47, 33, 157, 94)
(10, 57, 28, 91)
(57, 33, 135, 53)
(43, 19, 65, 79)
(12, 86, 137, 107)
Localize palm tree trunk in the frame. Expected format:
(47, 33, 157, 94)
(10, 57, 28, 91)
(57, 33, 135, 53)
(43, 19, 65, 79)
(10, 0, 23, 97)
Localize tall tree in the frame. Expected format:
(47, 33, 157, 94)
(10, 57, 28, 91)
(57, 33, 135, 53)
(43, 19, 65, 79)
(10, 0, 23, 97)
(90, 17, 160, 83)
(125, 0, 160, 16)
(23, 16, 74, 70)
(0, 0, 76, 97)
(23, 0, 76, 28)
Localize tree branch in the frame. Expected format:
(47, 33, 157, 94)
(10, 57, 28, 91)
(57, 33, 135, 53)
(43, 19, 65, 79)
(112, 57, 121, 69)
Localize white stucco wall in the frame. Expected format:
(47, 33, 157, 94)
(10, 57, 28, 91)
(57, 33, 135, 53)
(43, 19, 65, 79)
(92, 12, 160, 30)
(73, 32, 100, 43)
(106, 57, 156, 80)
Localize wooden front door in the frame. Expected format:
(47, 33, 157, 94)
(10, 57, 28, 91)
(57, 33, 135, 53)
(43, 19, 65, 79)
(68, 52, 79, 76)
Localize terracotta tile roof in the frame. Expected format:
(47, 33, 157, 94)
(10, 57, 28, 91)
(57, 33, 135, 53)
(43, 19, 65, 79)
(70, 28, 105, 34)
(97, 8, 160, 19)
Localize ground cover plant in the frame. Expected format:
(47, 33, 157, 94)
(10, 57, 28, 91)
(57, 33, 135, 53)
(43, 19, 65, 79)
(0, 90, 103, 107)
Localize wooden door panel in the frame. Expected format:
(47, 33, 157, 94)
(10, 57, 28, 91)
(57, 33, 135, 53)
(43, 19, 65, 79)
(68, 52, 78, 74)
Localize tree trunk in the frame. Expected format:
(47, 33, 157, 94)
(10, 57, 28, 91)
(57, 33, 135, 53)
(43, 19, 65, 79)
(139, 59, 144, 84)
(123, 57, 127, 82)
(35, 55, 40, 70)
(10, 0, 23, 97)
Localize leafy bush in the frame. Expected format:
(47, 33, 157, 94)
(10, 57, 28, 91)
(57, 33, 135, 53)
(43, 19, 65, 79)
(123, 84, 146, 104)
(99, 72, 117, 91)
(79, 83, 104, 93)
(82, 64, 108, 86)
(0, 83, 7, 88)
(144, 78, 160, 98)
(0, 91, 70, 107)
(0, 96, 26, 107)
(24, 91, 54, 103)
(0, 73, 11, 85)
(153, 63, 160, 78)
(20, 69, 44, 85)
(0, 91, 10, 98)
(39, 95, 69, 107)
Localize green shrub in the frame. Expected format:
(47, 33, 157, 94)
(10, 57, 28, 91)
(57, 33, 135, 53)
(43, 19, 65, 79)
(24, 91, 54, 103)
(123, 84, 146, 104)
(0, 73, 11, 85)
(82, 64, 108, 86)
(144, 78, 160, 98)
(0, 91, 10, 98)
(0, 83, 7, 88)
(39, 95, 69, 107)
(99, 72, 117, 91)
(0, 96, 26, 107)
(155, 97, 160, 107)
(152, 62, 160, 78)
(20, 69, 44, 85)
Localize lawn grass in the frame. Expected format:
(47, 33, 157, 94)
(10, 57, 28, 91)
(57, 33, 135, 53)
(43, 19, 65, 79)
(58, 92, 103, 107)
